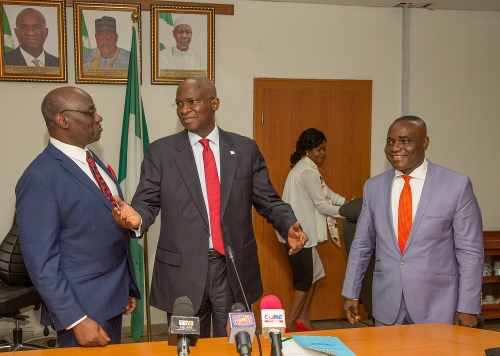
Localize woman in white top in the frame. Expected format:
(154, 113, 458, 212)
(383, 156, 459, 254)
(277, 128, 349, 332)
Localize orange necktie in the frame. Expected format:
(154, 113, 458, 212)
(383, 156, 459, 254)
(398, 175, 412, 253)
(199, 139, 225, 255)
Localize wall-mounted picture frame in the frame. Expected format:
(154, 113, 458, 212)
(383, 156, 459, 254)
(151, 5, 214, 85)
(0, 0, 66, 82)
(74, 2, 141, 84)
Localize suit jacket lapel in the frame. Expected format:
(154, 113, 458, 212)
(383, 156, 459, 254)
(91, 150, 126, 201)
(173, 131, 209, 225)
(407, 161, 437, 246)
(219, 129, 237, 218)
(46, 143, 115, 211)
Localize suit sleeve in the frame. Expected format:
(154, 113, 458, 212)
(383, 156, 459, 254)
(453, 178, 484, 314)
(131, 144, 162, 231)
(250, 141, 297, 239)
(16, 173, 86, 330)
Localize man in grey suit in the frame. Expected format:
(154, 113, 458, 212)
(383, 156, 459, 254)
(113, 76, 308, 338)
(4, 8, 59, 67)
(342, 116, 483, 327)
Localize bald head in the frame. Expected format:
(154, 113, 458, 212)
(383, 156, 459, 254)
(177, 76, 216, 98)
(41, 87, 86, 127)
(41, 86, 102, 148)
(393, 115, 427, 137)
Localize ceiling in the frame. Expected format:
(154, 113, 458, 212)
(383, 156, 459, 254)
(250, 0, 500, 11)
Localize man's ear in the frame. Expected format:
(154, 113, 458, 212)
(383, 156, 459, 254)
(212, 98, 220, 112)
(54, 113, 69, 129)
(423, 136, 430, 151)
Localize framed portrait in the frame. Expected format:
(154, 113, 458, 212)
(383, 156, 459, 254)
(74, 2, 141, 84)
(151, 5, 214, 85)
(0, 0, 66, 82)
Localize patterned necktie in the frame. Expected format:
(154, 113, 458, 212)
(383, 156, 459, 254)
(32, 59, 41, 66)
(86, 151, 117, 208)
(398, 175, 412, 253)
(199, 139, 224, 255)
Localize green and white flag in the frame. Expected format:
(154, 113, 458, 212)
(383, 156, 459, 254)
(81, 11, 91, 52)
(158, 12, 174, 51)
(2, 7, 15, 53)
(118, 25, 149, 342)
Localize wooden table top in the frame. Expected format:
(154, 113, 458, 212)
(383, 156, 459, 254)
(7, 323, 499, 356)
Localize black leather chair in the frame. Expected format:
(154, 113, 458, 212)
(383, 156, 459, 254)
(339, 198, 375, 320)
(0, 215, 53, 351)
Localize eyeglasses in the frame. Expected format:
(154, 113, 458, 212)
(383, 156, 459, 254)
(172, 98, 214, 110)
(59, 108, 97, 118)
(17, 24, 44, 32)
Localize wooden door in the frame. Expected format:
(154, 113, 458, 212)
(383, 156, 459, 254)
(252, 78, 372, 321)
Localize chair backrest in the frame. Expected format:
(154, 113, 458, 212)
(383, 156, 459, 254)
(339, 198, 375, 317)
(0, 215, 33, 286)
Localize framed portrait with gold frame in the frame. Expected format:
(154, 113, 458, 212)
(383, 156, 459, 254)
(0, 0, 66, 82)
(74, 2, 141, 84)
(151, 5, 214, 85)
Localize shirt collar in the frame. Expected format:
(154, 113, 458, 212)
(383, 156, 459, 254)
(393, 159, 428, 181)
(188, 124, 219, 147)
(49, 137, 88, 164)
(20, 47, 45, 66)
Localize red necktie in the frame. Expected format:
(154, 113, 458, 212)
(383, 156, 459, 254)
(86, 151, 118, 209)
(199, 139, 224, 255)
(398, 175, 412, 253)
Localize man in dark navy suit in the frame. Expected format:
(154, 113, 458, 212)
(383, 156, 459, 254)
(4, 7, 58, 67)
(16, 87, 139, 347)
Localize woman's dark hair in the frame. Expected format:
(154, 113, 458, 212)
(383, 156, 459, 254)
(290, 128, 327, 167)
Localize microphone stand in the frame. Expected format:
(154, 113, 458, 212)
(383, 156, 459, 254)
(227, 246, 263, 356)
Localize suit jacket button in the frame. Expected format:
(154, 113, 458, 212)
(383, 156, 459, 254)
(400, 260, 405, 265)
(204, 229, 209, 234)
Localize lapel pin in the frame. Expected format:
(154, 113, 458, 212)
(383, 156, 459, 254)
(230, 151, 235, 155)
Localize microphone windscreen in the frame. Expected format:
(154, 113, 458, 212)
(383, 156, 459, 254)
(173, 296, 194, 316)
(231, 302, 247, 313)
(260, 295, 282, 310)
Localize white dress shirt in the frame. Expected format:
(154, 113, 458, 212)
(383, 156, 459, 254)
(390, 159, 428, 241)
(20, 47, 47, 66)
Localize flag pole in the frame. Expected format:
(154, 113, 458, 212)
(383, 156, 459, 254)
(130, 11, 152, 342)
(143, 231, 152, 341)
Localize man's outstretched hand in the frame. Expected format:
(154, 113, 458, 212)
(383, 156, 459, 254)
(111, 196, 141, 229)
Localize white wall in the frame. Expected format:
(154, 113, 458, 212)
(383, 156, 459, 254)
(0, 0, 498, 332)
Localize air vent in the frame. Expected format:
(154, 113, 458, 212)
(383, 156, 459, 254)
(394, 3, 433, 8)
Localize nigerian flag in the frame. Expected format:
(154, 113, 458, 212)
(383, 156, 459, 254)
(158, 12, 174, 51)
(118, 25, 149, 341)
(81, 11, 91, 51)
(2, 7, 14, 53)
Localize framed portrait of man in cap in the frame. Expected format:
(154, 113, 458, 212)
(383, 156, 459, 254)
(151, 5, 214, 85)
(73, 2, 141, 84)
(0, 0, 66, 83)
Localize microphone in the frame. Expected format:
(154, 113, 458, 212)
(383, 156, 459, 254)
(168, 296, 200, 356)
(227, 302, 256, 356)
(260, 295, 285, 356)
(226, 246, 262, 356)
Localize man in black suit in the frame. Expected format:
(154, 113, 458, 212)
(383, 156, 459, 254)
(112, 76, 308, 338)
(4, 7, 59, 67)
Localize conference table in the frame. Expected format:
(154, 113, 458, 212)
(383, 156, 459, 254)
(5, 323, 499, 355)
